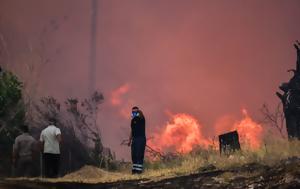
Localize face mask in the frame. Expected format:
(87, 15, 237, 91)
(131, 111, 139, 118)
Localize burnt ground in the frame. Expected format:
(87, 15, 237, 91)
(1, 157, 300, 189)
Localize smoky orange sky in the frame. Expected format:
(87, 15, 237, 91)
(1, 0, 300, 159)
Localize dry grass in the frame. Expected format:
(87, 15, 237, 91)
(138, 138, 300, 180)
(8, 139, 300, 184)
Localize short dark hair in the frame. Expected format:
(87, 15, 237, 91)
(49, 118, 57, 125)
(132, 106, 139, 110)
(20, 125, 29, 133)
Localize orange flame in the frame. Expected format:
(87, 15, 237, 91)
(150, 109, 263, 153)
(149, 113, 210, 153)
(110, 84, 130, 106)
(233, 109, 263, 150)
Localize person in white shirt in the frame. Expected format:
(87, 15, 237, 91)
(40, 119, 62, 178)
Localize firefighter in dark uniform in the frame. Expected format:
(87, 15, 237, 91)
(128, 106, 146, 174)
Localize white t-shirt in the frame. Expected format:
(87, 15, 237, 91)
(40, 125, 61, 154)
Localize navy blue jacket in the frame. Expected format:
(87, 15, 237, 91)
(131, 116, 146, 138)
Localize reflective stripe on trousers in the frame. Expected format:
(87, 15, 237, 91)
(132, 163, 143, 171)
(131, 136, 146, 172)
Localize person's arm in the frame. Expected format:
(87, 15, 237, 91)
(39, 141, 44, 152)
(12, 148, 17, 165)
(276, 92, 285, 103)
(128, 132, 132, 146)
(12, 140, 18, 166)
(128, 119, 133, 146)
(55, 128, 62, 143)
(39, 132, 44, 152)
(294, 42, 300, 72)
(56, 134, 62, 143)
(31, 139, 38, 158)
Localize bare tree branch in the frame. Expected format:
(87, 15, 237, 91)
(260, 103, 286, 138)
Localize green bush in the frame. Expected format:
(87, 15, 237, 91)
(0, 71, 25, 176)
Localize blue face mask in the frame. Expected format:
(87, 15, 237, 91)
(131, 111, 139, 118)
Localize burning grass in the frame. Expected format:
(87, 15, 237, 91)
(143, 138, 300, 179)
(146, 138, 300, 171)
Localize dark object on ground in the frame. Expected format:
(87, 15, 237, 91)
(277, 41, 300, 139)
(219, 131, 241, 154)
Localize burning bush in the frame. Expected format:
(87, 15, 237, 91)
(148, 109, 263, 156)
(149, 113, 210, 154)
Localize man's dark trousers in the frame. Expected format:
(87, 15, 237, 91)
(131, 136, 146, 174)
(43, 153, 60, 178)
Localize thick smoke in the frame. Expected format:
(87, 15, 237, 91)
(0, 0, 300, 159)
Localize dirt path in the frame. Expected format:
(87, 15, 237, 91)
(0, 171, 223, 189)
(1, 157, 300, 189)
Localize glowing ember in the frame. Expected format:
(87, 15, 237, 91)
(150, 113, 210, 153)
